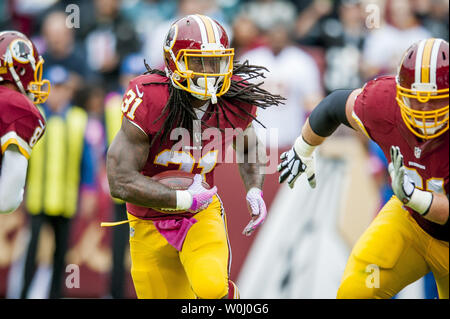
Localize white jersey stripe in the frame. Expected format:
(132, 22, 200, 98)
(1, 131, 32, 157)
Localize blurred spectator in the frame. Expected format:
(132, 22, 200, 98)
(241, 21, 323, 149)
(78, 83, 107, 166)
(0, 0, 11, 30)
(82, 0, 141, 91)
(7, 0, 57, 36)
(411, 0, 449, 40)
(40, 10, 92, 92)
(294, 0, 334, 42)
(361, 0, 431, 80)
(238, 0, 297, 33)
(323, 1, 367, 92)
(117, 53, 147, 93)
(102, 53, 147, 299)
(21, 65, 97, 299)
(120, 0, 177, 42)
(231, 14, 266, 58)
(142, 0, 231, 69)
(296, 0, 367, 93)
(215, 0, 241, 23)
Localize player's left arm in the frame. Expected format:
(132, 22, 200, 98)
(0, 144, 28, 214)
(389, 146, 449, 225)
(233, 124, 268, 236)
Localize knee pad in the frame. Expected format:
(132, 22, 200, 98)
(191, 275, 228, 299)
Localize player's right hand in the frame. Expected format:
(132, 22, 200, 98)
(187, 174, 218, 212)
(388, 146, 414, 203)
(277, 136, 317, 189)
(388, 145, 433, 215)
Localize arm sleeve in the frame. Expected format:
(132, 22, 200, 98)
(0, 147, 28, 214)
(308, 89, 354, 137)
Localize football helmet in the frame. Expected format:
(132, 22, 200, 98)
(0, 31, 50, 104)
(396, 38, 449, 139)
(163, 14, 234, 104)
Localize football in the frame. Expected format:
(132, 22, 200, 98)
(151, 170, 211, 214)
(151, 170, 210, 190)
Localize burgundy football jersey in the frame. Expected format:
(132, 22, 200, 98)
(353, 76, 449, 241)
(0, 86, 45, 166)
(121, 73, 256, 220)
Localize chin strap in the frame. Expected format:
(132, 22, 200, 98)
(210, 93, 217, 104)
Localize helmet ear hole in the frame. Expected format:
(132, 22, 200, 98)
(442, 51, 447, 60)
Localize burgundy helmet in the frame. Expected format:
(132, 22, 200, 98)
(0, 31, 50, 104)
(396, 38, 449, 139)
(163, 14, 234, 104)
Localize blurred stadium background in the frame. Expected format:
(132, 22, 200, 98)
(0, 0, 448, 299)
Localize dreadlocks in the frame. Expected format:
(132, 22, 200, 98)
(142, 60, 285, 149)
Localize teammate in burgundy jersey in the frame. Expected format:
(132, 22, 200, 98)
(353, 76, 448, 241)
(106, 15, 284, 299)
(279, 38, 449, 298)
(0, 31, 49, 214)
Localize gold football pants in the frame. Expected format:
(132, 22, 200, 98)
(337, 196, 449, 299)
(127, 195, 231, 299)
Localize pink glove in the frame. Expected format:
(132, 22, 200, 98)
(187, 174, 218, 212)
(242, 188, 267, 236)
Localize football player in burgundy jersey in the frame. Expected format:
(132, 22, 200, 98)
(278, 38, 449, 298)
(0, 31, 49, 214)
(106, 15, 284, 299)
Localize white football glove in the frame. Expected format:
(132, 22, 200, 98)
(186, 174, 218, 212)
(278, 136, 317, 189)
(175, 174, 218, 213)
(242, 188, 267, 236)
(388, 146, 433, 215)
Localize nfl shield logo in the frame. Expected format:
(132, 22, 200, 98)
(414, 147, 421, 159)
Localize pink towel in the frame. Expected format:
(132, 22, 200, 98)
(154, 218, 197, 251)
